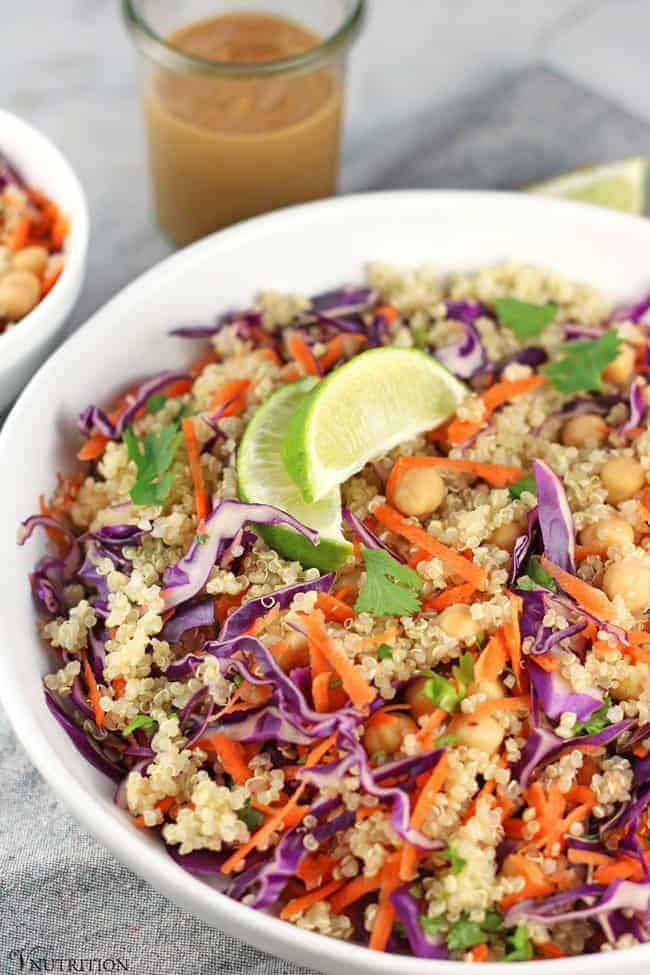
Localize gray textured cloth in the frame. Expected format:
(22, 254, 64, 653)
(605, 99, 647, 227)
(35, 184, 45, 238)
(2, 65, 650, 974)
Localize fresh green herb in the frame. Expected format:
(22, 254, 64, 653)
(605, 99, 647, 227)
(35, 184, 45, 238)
(420, 914, 447, 937)
(354, 546, 423, 617)
(231, 674, 244, 687)
(377, 643, 393, 661)
(195, 533, 209, 545)
(481, 909, 503, 933)
(494, 298, 557, 339)
(296, 755, 307, 766)
(412, 324, 429, 350)
(509, 473, 537, 500)
(522, 555, 557, 591)
(443, 842, 466, 875)
(543, 329, 621, 394)
(573, 696, 611, 736)
(516, 575, 535, 591)
(423, 672, 461, 712)
(504, 924, 533, 962)
(435, 733, 458, 748)
(409, 883, 424, 899)
(328, 678, 343, 689)
(146, 393, 167, 415)
(123, 424, 184, 505)
(475, 631, 487, 651)
(237, 801, 265, 830)
(447, 917, 489, 951)
(123, 714, 158, 737)
(452, 652, 475, 696)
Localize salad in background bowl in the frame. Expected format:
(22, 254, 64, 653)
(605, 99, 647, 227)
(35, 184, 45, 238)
(0, 109, 88, 413)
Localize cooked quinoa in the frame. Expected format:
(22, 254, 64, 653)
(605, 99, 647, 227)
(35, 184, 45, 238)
(19, 261, 650, 962)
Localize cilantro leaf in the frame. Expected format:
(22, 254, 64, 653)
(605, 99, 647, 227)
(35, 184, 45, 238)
(494, 298, 557, 339)
(123, 714, 158, 737)
(509, 473, 537, 500)
(452, 651, 475, 696)
(195, 533, 209, 545)
(481, 909, 504, 933)
(420, 915, 447, 937)
(124, 424, 184, 506)
(573, 696, 611, 736)
(435, 733, 458, 748)
(543, 330, 621, 394)
(522, 555, 557, 591)
(377, 643, 393, 660)
(354, 546, 422, 617)
(504, 924, 533, 961)
(447, 917, 489, 951)
(443, 842, 466, 875)
(237, 801, 265, 830)
(146, 393, 167, 415)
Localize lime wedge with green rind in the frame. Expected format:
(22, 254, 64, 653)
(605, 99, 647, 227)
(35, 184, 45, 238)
(237, 377, 352, 571)
(282, 348, 467, 504)
(528, 157, 647, 215)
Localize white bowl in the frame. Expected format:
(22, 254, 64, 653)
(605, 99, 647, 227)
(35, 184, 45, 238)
(0, 108, 89, 413)
(0, 191, 648, 975)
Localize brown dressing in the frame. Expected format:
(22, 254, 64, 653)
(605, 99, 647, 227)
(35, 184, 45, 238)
(145, 12, 342, 245)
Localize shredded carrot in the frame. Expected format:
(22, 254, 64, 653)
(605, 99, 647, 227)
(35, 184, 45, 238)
(285, 331, 321, 377)
(182, 417, 209, 523)
(538, 943, 566, 959)
(423, 582, 475, 612)
(208, 378, 251, 415)
(202, 732, 250, 785)
(155, 795, 176, 815)
(41, 264, 63, 298)
(164, 377, 194, 398)
(316, 591, 355, 623)
(305, 612, 375, 710)
(503, 592, 524, 690)
(471, 944, 489, 963)
(111, 676, 126, 698)
(594, 856, 645, 885)
(82, 656, 105, 729)
(387, 457, 525, 499)
(369, 853, 401, 952)
(373, 503, 487, 590)
(464, 695, 529, 723)
(415, 708, 446, 750)
(9, 214, 30, 251)
(400, 752, 450, 881)
(215, 591, 244, 626)
(539, 557, 614, 620)
(245, 604, 280, 637)
(575, 544, 604, 561)
(567, 848, 611, 867)
(77, 433, 109, 462)
(132, 815, 148, 830)
(220, 733, 337, 874)
(280, 878, 345, 920)
(474, 631, 507, 683)
(375, 304, 400, 323)
(296, 853, 335, 890)
(447, 375, 546, 444)
(329, 872, 382, 913)
(533, 651, 560, 672)
(312, 671, 331, 713)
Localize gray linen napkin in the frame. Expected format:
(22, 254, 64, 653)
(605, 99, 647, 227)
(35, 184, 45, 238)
(2, 65, 650, 974)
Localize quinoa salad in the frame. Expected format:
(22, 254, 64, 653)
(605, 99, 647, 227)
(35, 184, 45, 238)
(19, 261, 650, 962)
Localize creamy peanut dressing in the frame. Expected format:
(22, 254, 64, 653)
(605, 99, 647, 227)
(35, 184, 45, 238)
(145, 13, 342, 245)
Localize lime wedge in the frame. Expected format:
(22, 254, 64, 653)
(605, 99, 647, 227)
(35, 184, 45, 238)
(237, 377, 352, 571)
(528, 157, 648, 215)
(282, 348, 466, 504)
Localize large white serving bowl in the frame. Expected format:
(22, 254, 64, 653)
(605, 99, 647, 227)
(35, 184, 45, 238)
(0, 108, 89, 412)
(0, 191, 649, 975)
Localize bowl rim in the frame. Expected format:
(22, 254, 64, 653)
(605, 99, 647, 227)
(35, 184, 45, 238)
(0, 107, 90, 356)
(1, 189, 650, 974)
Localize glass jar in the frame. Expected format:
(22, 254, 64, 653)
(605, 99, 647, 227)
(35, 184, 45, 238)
(123, 0, 365, 245)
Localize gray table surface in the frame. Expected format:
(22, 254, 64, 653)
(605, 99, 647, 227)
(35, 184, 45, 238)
(2, 61, 650, 975)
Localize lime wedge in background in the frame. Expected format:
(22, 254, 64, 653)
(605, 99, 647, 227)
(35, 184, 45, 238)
(237, 377, 352, 571)
(528, 157, 648, 214)
(282, 348, 466, 504)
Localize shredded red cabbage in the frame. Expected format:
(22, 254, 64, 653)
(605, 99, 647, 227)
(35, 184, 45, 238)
(533, 460, 575, 573)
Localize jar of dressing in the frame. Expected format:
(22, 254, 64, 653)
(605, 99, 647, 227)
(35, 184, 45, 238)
(123, 0, 365, 246)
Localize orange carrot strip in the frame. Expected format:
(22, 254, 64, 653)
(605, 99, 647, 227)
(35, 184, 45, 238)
(9, 214, 30, 251)
(503, 593, 524, 691)
(286, 331, 321, 377)
(77, 433, 109, 462)
(280, 878, 345, 920)
(539, 557, 614, 620)
(447, 376, 546, 445)
(305, 612, 376, 711)
(465, 695, 529, 723)
(415, 708, 447, 750)
(41, 264, 63, 298)
(164, 377, 194, 398)
(208, 378, 251, 415)
(538, 943, 566, 959)
(316, 591, 355, 623)
(296, 853, 335, 890)
(375, 304, 400, 323)
(567, 848, 611, 867)
(312, 672, 331, 713)
(111, 676, 126, 698)
(220, 734, 336, 874)
(204, 732, 251, 785)
(594, 857, 644, 884)
(422, 583, 475, 612)
(533, 652, 560, 672)
(471, 944, 489, 963)
(82, 656, 105, 729)
(387, 457, 525, 497)
(182, 417, 209, 523)
(373, 503, 487, 590)
(474, 631, 507, 683)
(369, 854, 401, 952)
(400, 752, 450, 881)
(329, 872, 382, 913)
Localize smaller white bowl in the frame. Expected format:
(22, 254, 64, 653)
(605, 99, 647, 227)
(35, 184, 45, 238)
(0, 108, 89, 414)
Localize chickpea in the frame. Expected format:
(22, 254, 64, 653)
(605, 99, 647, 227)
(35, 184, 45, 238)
(602, 557, 650, 615)
(600, 456, 645, 504)
(273, 630, 309, 673)
(560, 413, 608, 448)
(391, 467, 446, 519)
(449, 712, 504, 754)
(480, 678, 505, 701)
(580, 517, 635, 550)
(12, 245, 49, 276)
(501, 855, 522, 879)
(611, 668, 647, 702)
(404, 676, 438, 720)
(0, 269, 40, 321)
(362, 711, 418, 757)
(603, 343, 636, 386)
(438, 604, 480, 642)
(489, 520, 525, 553)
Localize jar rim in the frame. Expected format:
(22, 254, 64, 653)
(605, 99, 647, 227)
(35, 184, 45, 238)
(122, 1, 366, 78)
